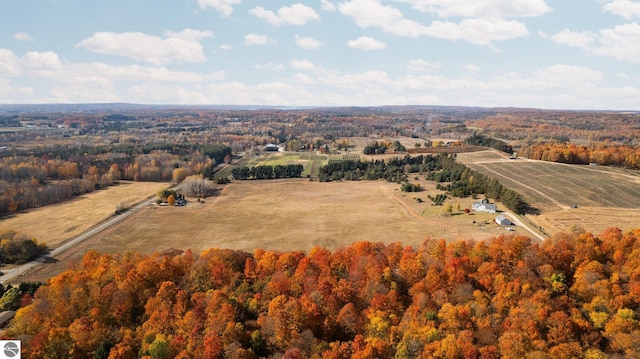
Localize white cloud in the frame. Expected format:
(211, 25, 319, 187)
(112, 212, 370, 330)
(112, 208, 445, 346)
(321, 0, 337, 11)
(250, 3, 320, 26)
(51, 77, 119, 103)
(533, 65, 603, 85)
(23, 51, 62, 70)
(407, 59, 441, 71)
(464, 64, 480, 73)
(196, 0, 242, 17)
(290, 59, 316, 70)
(1, 49, 208, 84)
(552, 29, 595, 48)
(348, 36, 387, 50)
(220, 44, 232, 50)
(425, 18, 529, 44)
(603, 0, 640, 20)
(206, 71, 226, 81)
(340, 0, 529, 42)
(76, 29, 213, 65)
(244, 34, 277, 46)
(254, 62, 285, 70)
(339, 0, 429, 37)
(295, 35, 322, 49)
(292, 73, 316, 84)
(394, 0, 551, 19)
(552, 23, 640, 63)
(0, 49, 21, 76)
(319, 70, 391, 90)
(0, 78, 33, 102)
(13, 32, 34, 42)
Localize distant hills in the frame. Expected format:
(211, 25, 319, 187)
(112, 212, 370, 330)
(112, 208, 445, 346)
(1, 103, 632, 115)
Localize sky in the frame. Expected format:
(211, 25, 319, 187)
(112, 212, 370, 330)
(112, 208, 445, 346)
(1, 0, 640, 110)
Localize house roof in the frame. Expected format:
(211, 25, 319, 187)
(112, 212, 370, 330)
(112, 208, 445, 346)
(495, 215, 514, 225)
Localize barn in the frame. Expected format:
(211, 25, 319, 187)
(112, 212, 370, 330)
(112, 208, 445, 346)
(495, 215, 514, 226)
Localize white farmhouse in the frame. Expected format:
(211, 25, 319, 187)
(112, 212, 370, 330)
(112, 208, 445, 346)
(472, 199, 497, 213)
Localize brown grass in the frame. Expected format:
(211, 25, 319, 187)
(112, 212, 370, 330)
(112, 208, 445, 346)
(0, 181, 170, 247)
(21, 178, 529, 282)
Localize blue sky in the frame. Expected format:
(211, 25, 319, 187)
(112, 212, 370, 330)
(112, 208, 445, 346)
(1, 0, 640, 110)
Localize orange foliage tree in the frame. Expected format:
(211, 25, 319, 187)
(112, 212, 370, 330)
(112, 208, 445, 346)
(6, 228, 640, 358)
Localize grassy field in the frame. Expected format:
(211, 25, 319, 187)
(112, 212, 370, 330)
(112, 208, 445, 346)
(16, 147, 640, 282)
(20, 178, 529, 282)
(0, 181, 169, 247)
(457, 150, 640, 235)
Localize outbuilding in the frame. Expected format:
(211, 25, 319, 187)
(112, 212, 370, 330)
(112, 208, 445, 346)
(495, 215, 514, 226)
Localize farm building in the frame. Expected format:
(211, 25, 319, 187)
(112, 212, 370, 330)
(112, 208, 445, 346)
(472, 199, 497, 213)
(495, 215, 514, 226)
(265, 144, 279, 151)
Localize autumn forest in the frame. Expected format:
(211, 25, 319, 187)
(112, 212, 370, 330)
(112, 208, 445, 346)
(2, 104, 640, 358)
(7, 229, 640, 358)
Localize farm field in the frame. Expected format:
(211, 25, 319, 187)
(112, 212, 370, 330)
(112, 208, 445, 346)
(20, 178, 529, 282)
(457, 150, 640, 235)
(0, 181, 169, 248)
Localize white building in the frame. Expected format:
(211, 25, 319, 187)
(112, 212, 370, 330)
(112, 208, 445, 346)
(495, 215, 514, 226)
(472, 199, 497, 213)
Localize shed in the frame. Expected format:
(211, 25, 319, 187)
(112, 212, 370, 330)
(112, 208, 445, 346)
(495, 215, 514, 226)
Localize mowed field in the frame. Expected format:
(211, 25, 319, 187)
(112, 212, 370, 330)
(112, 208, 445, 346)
(0, 181, 169, 247)
(457, 150, 640, 236)
(21, 178, 527, 282)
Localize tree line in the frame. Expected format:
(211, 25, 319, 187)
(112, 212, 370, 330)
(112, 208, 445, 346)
(519, 142, 640, 169)
(231, 164, 304, 180)
(318, 153, 532, 214)
(0, 144, 231, 217)
(6, 227, 640, 358)
(363, 140, 406, 155)
(464, 133, 513, 154)
(0, 230, 48, 265)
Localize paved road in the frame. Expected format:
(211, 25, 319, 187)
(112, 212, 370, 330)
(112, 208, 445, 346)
(0, 194, 159, 284)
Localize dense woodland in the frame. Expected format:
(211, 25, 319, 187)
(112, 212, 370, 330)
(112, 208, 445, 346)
(4, 228, 640, 358)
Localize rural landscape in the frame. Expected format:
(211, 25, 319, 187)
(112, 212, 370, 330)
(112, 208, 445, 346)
(0, 104, 639, 357)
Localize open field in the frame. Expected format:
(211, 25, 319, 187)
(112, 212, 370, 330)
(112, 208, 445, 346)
(457, 150, 640, 235)
(20, 178, 531, 282)
(0, 181, 169, 247)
